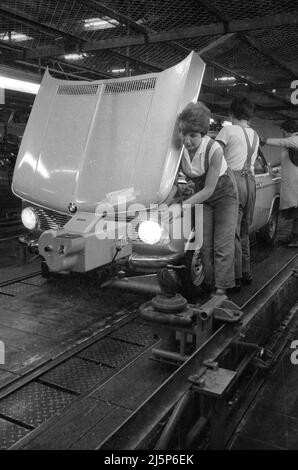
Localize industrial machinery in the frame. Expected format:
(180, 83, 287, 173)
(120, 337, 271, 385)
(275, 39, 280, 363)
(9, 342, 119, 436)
(140, 293, 243, 364)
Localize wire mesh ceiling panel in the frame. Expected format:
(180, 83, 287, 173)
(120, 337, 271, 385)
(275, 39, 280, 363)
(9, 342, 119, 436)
(250, 25, 298, 72)
(206, 36, 292, 84)
(211, 0, 298, 19)
(99, 0, 218, 30)
(0, 0, 297, 121)
(0, 19, 59, 48)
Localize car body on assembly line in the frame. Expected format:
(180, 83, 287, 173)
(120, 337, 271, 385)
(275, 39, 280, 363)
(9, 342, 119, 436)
(13, 51, 280, 294)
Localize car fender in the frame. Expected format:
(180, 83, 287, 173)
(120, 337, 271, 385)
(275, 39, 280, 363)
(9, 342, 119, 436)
(265, 195, 280, 225)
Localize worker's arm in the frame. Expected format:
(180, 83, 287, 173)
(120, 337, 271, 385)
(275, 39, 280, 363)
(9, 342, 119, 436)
(266, 136, 298, 148)
(183, 147, 222, 206)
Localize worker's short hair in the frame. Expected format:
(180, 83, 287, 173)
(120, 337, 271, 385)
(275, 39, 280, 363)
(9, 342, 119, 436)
(230, 97, 255, 120)
(178, 101, 211, 136)
(280, 119, 298, 133)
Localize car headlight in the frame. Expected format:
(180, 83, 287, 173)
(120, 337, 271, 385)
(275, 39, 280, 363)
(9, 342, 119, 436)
(138, 220, 162, 244)
(21, 207, 38, 230)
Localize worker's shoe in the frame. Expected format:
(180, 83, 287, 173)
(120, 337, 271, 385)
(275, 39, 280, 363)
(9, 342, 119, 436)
(214, 288, 226, 296)
(227, 279, 242, 294)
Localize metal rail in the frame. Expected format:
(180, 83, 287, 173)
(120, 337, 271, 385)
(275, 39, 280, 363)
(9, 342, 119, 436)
(97, 254, 298, 450)
(0, 272, 42, 289)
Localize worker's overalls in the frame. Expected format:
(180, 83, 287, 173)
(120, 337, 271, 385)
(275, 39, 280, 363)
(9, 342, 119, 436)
(182, 139, 238, 290)
(233, 127, 258, 279)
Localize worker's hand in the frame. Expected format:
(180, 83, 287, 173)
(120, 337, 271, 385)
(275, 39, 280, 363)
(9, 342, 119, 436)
(259, 136, 267, 147)
(179, 181, 196, 199)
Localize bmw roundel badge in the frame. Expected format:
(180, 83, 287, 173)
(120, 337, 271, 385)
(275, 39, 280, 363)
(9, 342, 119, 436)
(68, 202, 77, 214)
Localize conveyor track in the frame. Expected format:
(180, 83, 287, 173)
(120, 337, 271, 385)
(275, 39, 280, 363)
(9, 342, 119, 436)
(0, 254, 296, 449)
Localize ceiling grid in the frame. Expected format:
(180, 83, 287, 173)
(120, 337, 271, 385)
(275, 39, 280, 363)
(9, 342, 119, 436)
(0, 0, 297, 121)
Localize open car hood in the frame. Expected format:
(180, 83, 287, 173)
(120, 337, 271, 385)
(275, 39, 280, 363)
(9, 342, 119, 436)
(13, 52, 205, 214)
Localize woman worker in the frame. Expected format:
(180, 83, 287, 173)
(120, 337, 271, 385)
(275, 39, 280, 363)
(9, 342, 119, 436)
(178, 102, 238, 296)
(216, 97, 259, 290)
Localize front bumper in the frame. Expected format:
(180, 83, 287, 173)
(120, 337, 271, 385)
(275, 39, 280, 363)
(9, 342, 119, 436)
(37, 212, 132, 272)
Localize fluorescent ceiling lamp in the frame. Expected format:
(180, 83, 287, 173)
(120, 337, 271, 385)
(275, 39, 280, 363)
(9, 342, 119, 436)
(64, 53, 87, 61)
(0, 31, 33, 42)
(0, 76, 39, 94)
(111, 68, 126, 73)
(215, 76, 236, 82)
(83, 17, 120, 30)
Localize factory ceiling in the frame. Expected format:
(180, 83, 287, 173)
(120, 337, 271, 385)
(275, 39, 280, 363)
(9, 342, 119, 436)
(0, 0, 298, 122)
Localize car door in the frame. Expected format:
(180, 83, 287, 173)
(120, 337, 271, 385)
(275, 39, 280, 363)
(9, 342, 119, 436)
(251, 149, 276, 232)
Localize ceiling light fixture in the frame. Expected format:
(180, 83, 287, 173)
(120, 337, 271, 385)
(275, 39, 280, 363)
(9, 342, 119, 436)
(83, 17, 120, 30)
(215, 76, 236, 82)
(0, 31, 33, 42)
(64, 53, 87, 61)
(0, 76, 39, 94)
(111, 68, 126, 73)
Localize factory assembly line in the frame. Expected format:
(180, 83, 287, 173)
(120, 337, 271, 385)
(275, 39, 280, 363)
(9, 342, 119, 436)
(0, 8, 298, 449)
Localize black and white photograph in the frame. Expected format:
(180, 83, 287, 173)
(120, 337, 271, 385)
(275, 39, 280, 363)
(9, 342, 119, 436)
(0, 0, 298, 455)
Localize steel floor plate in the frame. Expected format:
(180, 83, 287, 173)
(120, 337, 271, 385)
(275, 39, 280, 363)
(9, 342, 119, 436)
(109, 320, 157, 347)
(0, 381, 74, 427)
(40, 357, 113, 394)
(0, 417, 30, 450)
(78, 337, 144, 368)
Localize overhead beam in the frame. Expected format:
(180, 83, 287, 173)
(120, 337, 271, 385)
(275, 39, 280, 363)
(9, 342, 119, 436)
(25, 12, 298, 59)
(86, 0, 149, 35)
(197, 33, 235, 55)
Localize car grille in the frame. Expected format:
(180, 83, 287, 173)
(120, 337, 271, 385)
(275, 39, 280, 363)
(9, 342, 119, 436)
(33, 207, 71, 231)
(127, 219, 141, 242)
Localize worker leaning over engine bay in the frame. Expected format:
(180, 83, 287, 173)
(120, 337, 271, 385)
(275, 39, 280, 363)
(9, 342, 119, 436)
(178, 102, 238, 296)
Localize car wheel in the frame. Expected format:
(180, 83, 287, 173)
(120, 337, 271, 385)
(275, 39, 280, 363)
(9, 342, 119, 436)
(256, 202, 279, 245)
(180, 248, 205, 298)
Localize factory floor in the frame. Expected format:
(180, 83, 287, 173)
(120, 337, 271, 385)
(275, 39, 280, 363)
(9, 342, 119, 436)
(229, 317, 298, 450)
(0, 218, 298, 450)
